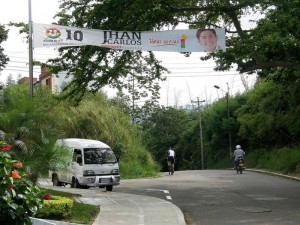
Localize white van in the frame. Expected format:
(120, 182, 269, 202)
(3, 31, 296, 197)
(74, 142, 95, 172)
(51, 138, 120, 191)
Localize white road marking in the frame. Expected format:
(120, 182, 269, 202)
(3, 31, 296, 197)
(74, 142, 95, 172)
(146, 189, 172, 200)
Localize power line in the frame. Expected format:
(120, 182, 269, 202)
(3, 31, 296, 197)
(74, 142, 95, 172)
(1, 68, 40, 73)
(6, 60, 29, 64)
(167, 66, 219, 69)
(6, 50, 58, 56)
(164, 74, 249, 77)
(5, 65, 40, 69)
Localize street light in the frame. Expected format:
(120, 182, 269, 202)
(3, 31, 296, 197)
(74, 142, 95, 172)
(191, 97, 205, 170)
(214, 84, 232, 158)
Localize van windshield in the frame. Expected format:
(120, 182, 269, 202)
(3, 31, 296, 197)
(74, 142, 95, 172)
(83, 148, 117, 164)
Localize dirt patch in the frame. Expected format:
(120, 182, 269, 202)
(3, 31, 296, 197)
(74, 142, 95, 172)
(89, 206, 100, 225)
(184, 213, 193, 225)
(288, 172, 300, 179)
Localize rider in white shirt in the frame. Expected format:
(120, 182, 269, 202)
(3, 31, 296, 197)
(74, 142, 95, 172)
(167, 147, 176, 174)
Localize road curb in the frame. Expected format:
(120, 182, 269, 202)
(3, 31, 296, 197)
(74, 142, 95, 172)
(246, 169, 300, 181)
(171, 202, 187, 225)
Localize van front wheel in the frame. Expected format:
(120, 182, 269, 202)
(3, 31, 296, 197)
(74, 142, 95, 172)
(106, 185, 113, 191)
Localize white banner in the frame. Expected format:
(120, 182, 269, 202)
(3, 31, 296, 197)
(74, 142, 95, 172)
(33, 23, 225, 53)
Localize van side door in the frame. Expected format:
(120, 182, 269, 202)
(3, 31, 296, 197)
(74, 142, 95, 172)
(68, 149, 82, 183)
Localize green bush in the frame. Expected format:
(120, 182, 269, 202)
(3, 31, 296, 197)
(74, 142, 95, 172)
(36, 195, 74, 219)
(0, 141, 42, 225)
(39, 189, 98, 224)
(242, 146, 300, 174)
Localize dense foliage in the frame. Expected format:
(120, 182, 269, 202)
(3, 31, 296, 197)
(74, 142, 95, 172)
(55, 92, 160, 178)
(0, 85, 68, 178)
(44, 0, 170, 102)
(141, 106, 193, 170)
(0, 85, 160, 179)
(142, 79, 300, 172)
(206, 80, 300, 164)
(0, 82, 299, 175)
(237, 81, 300, 148)
(40, 0, 299, 100)
(0, 141, 42, 225)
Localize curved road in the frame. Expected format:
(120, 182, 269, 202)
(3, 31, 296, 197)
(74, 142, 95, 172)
(115, 170, 300, 225)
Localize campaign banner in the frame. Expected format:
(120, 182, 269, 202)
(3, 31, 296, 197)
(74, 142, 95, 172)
(33, 23, 225, 52)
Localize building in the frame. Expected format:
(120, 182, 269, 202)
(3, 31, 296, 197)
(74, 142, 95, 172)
(17, 77, 38, 85)
(18, 67, 72, 93)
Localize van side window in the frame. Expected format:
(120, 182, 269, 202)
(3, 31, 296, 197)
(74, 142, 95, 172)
(73, 149, 82, 162)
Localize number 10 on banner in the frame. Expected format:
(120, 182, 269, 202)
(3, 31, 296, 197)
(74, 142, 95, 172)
(66, 30, 83, 41)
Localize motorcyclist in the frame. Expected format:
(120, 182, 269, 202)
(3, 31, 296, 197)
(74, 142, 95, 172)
(233, 145, 245, 169)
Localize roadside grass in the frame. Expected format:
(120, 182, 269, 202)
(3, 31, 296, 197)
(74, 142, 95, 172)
(246, 146, 300, 174)
(120, 160, 161, 179)
(39, 188, 99, 225)
(209, 156, 232, 169)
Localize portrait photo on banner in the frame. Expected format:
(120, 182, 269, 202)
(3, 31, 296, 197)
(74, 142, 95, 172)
(195, 28, 226, 53)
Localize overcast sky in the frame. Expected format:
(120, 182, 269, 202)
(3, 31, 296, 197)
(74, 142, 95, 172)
(0, 0, 257, 107)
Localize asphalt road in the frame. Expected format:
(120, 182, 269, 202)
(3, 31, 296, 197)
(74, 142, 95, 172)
(114, 170, 300, 225)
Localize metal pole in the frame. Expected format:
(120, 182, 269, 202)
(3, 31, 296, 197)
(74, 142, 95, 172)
(28, 0, 33, 99)
(132, 75, 135, 125)
(226, 83, 232, 158)
(198, 98, 204, 170)
(214, 84, 232, 158)
(191, 98, 205, 170)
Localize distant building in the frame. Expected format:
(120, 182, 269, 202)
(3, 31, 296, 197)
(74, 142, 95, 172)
(18, 77, 38, 85)
(18, 67, 72, 94)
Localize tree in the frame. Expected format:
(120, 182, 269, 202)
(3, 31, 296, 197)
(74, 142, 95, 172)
(113, 67, 164, 124)
(6, 74, 16, 86)
(236, 81, 300, 149)
(210, 0, 300, 79)
(0, 24, 9, 72)
(141, 106, 192, 169)
(162, 0, 299, 76)
(42, 0, 171, 102)
(46, 0, 299, 98)
(0, 85, 67, 178)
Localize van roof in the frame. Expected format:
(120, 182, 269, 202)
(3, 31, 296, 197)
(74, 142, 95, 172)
(56, 138, 110, 149)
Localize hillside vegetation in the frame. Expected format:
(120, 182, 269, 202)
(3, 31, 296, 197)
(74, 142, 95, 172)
(0, 85, 160, 179)
(1, 77, 300, 179)
(141, 80, 300, 175)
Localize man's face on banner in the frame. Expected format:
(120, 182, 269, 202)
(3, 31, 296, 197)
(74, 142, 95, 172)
(198, 30, 218, 52)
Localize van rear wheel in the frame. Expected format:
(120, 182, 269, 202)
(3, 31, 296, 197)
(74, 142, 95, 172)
(52, 174, 62, 186)
(106, 185, 113, 192)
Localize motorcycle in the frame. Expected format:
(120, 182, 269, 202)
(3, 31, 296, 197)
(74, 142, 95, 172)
(235, 156, 244, 174)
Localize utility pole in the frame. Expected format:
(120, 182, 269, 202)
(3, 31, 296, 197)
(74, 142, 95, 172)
(226, 83, 232, 158)
(28, 0, 33, 99)
(191, 97, 205, 170)
(131, 75, 135, 125)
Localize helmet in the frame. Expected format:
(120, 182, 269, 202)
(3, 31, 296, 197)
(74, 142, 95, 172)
(236, 145, 241, 149)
